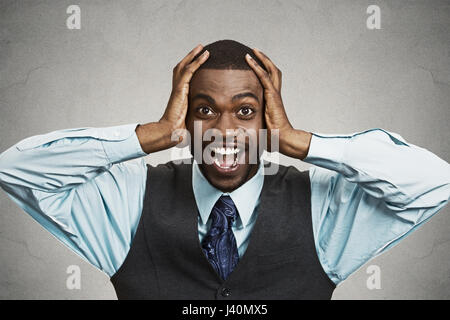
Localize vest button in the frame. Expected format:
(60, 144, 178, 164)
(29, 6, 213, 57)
(221, 287, 232, 297)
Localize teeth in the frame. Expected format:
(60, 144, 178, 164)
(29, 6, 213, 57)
(212, 147, 241, 155)
(211, 146, 241, 169)
(214, 157, 238, 169)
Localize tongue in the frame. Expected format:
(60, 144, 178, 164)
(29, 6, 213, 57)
(218, 154, 236, 167)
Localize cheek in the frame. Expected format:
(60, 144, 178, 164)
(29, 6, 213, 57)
(237, 118, 264, 146)
(258, 110, 267, 129)
(250, 113, 265, 130)
(185, 108, 199, 132)
(236, 114, 264, 132)
(185, 120, 212, 145)
(185, 107, 193, 125)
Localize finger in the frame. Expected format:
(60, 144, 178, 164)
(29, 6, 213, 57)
(252, 48, 282, 92)
(179, 50, 209, 84)
(176, 44, 204, 71)
(245, 53, 276, 92)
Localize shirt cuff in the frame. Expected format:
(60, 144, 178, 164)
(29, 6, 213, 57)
(100, 123, 147, 164)
(303, 133, 349, 171)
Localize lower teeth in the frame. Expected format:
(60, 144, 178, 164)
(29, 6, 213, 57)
(214, 157, 237, 169)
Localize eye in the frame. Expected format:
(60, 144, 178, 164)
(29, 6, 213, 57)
(197, 106, 214, 116)
(237, 106, 254, 116)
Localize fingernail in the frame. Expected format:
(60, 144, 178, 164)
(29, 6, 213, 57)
(246, 53, 252, 59)
(203, 50, 209, 56)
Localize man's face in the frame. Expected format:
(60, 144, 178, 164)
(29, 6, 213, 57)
(186, 69, 264, 192)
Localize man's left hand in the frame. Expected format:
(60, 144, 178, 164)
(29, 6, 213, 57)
(245, 49, 312, 160)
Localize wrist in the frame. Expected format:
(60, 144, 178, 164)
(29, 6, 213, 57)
(279, 128, 312, 160)
(136, 121, 178, 154)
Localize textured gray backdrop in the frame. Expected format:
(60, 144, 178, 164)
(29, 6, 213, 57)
(0, 0, 449, 299)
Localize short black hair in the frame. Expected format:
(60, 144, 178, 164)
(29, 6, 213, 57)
(193, 39, 267, 72)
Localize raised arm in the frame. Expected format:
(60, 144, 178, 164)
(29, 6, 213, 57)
(304, 129, 450, 283)
(245, 48, 450, 285)
(0, 124, 144, 192)
(0, 43, 210, 276)
(0, 124, 148, 275)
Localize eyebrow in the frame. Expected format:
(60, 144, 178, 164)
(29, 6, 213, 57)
(191, 92, 260, 104)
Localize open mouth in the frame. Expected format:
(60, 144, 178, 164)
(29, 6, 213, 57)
(209, 146, 245, 172)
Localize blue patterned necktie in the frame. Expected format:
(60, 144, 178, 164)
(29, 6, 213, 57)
(201, 195, 239, 280)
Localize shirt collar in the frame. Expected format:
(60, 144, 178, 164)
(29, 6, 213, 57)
(192, 159, 264, 227)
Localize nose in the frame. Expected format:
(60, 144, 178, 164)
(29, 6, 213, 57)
(214, 112, 238, 141)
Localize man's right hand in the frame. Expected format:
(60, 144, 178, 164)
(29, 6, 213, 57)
(136, 44, 209, 154)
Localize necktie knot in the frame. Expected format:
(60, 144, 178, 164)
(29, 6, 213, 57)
(214, 195, 238, 225)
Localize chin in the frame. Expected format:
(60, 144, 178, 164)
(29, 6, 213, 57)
(194, 141, 261, 192)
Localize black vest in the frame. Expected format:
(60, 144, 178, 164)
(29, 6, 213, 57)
(110, 160, 335, 299)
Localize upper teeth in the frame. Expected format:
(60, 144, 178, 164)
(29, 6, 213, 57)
(213, 147, 240, 155)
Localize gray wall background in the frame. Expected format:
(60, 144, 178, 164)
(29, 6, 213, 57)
(0, 0, 449, 299)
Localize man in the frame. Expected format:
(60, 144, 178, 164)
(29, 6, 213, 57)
(0, 40, 449, 299)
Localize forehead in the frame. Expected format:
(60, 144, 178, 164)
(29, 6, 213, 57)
(190, 69, 262, 97)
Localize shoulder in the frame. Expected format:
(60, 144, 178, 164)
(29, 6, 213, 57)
(308, 165, 342, 191)
(146, 158, 192, 174)
(91, 157, 147, 190)
(262, 161, 311, 193)
(144, 158, 193, 187)
(264, 161, 310, 181)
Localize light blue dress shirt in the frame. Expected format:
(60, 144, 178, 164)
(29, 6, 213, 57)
(0, 123, 449, 285)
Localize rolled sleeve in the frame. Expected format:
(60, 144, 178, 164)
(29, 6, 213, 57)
(100, 123, 147, 164)
(303, 133, 348, 171)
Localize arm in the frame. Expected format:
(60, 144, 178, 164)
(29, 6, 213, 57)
(0, 44, 210, 276)
(0, 123, 148, 276)
(245, 49, 450, 284)
(304, 129, 450, 284)
(0, 123, 144, 192)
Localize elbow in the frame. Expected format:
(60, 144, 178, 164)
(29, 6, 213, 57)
(0, 150, 9, 183)
(0, 145, 22, 185)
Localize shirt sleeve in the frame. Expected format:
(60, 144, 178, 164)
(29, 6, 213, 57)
(0, 123, 148, 276)
(303, 128, 450, 285)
